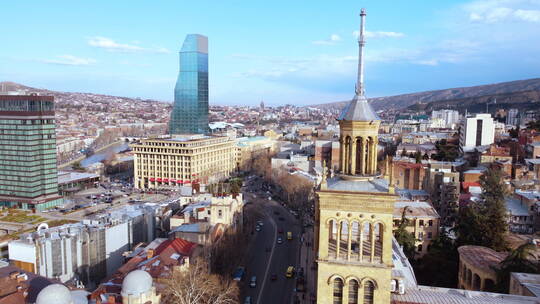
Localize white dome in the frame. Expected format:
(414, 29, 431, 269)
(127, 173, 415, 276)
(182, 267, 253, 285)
(70, 290, 89, 304)
(121, 270, 153, 297)
(36, 284, 74, 304)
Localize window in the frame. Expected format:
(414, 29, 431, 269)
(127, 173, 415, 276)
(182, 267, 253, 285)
(333, 278, 343, 304)
(417, 244, 423, 252)
(427, 232, 432, 239)
(348, 280, 359, 304)
(363, 280, 374, 304)
(419, 220, 424, 226)
(218, 209, 223, 218)
(428, 220, 433, 227)
(418, 232, 423, 240)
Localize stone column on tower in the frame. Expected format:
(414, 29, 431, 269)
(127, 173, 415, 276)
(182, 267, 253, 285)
(350, 138, 356, 175)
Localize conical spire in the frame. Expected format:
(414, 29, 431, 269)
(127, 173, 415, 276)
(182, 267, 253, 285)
(338, 8, 379, 122)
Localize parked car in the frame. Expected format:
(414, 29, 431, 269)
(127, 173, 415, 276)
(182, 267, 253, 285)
(250, 276, 257, 288)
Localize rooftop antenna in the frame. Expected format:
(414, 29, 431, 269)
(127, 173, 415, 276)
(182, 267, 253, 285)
(356, 8, 367, 97)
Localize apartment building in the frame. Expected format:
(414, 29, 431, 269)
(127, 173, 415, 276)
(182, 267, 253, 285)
(460, 114, 495, 152)
(131, 134, 236, 189)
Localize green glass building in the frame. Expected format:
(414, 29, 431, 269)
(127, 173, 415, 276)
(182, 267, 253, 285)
(0, 94, 62, 211)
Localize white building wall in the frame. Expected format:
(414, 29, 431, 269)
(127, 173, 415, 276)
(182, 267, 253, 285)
(105, 222, 129, 276)
(8, 240, 36, 264)
(460, 114, 495, 151)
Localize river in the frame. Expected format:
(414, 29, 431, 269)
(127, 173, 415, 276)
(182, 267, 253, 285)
(80, 142, 130, 167)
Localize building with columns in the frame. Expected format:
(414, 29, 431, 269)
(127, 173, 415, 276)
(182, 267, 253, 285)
(315, 9, 398, 304)
(131, 134, 236, 189)
(314, 8, 540, 304)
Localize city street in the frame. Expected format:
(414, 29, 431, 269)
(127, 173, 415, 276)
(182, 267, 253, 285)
(240, 177, 303, 304)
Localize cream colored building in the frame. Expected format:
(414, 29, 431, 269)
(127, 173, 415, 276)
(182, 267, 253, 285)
(236, 136, 278, 171)
(170, 193, 244, 230)
(131, 134, 236, 189)
(315, 9, 398, 304)
(393, 201, 440, 258)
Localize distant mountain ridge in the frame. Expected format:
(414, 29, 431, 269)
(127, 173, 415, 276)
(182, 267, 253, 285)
(0, 81, 166, 105)
(311, 78, 540, 112)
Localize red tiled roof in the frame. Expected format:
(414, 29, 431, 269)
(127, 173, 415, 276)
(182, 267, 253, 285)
(461, 182, 481, 192)
(155, 238, 197, 256)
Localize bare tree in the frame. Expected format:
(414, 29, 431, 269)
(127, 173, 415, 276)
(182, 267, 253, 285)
(162, 258, 239, 304)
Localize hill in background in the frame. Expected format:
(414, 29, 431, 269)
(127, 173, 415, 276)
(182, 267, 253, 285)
(311, 78, 540, 114)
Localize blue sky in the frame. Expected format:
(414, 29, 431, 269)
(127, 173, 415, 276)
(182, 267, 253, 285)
(1, 0, 539, 106)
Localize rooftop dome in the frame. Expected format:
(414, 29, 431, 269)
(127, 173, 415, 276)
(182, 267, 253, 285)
(121, 270, 153, 297)
(36, 284, 74, 304)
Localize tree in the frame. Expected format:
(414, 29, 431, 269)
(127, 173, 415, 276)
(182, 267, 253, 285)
(72, 161, 85, 171)
(162, 258, 239, 304)
(432, 139, 458, 162)
(509, 126, 520, 138)
(414, 151, 422, 163)
(414, 229, 459, 288)
(526, 119, 540, 131)
(496, 243, 540, 293)
(454, 168, 508, 251)
(479, 167, 509, 251)
(394, 207, 417, 259)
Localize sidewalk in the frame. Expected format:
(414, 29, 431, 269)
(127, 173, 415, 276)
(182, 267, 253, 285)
(299, 228, 316, 304)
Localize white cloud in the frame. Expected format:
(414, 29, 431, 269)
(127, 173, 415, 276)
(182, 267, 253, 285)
(514, 9, 540, 22)
(464, 0, 540, 23)
(312, 34, 341, 45)
(353, 30, 405, 39)
(330, 34, 341, 41)
(413, 59, 439, 66)
(42, 55, 96, 66)
(87, 36, 170, 53)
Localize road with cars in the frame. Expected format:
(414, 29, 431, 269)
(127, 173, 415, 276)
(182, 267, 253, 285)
(240, 176, 304, 304)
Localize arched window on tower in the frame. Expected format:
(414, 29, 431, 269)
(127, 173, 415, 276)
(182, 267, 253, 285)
(362, 222, 371, 262)
(348, 279, 359, 304)
(350, 221, 360, 259)
(328, 220, 337, 258)
(333, 278, 344, 304)
(340, 221, 349, 259)
(374, 223, 383, 262)
(363, 280, 375, 304)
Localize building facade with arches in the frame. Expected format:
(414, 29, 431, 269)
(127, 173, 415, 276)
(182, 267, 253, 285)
(314, 8, 397, 304)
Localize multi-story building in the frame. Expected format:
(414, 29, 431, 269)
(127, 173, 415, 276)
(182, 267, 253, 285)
(131, 134, 236, 189)
(431, 109, 460, 129)
(314, 140, 340, 171)
(424, 161, 461, 226)
(460, 114, 495, 152)
(393, 200, 440, 257)
(8, 204, 158, 288)
(169, 34, 209, 135)
(0, 93, 62, 211)
(507, 108, 520, 126)
(235, 136, 278, 171)
(392, 161, 426, 190)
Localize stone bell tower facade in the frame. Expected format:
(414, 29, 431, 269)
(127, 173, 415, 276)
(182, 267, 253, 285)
(315, 8, 396, 304)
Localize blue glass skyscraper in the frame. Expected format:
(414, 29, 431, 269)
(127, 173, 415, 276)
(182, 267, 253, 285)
(169, 34, 209, 134)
